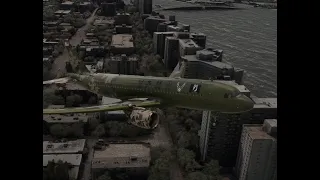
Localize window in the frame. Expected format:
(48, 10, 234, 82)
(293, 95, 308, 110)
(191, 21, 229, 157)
(47, 144, 53, 149)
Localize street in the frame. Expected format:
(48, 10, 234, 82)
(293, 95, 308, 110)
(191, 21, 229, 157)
(50, 8, 98, 77)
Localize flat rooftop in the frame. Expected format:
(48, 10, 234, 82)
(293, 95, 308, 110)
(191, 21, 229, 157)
(93, 143, 150, 159)
(43, 114, 89, 123)
(43, 154, 82, 166)
(55, 10, 71, 14)
(61, 1, 74, 5)
(80, 2, 92, 5)
(43, 139, 86, 154)
(111, 34, 134, 48)
(252, 98, 277, 108)
(179, 39, 199, 48)
(183, 55, 233, 69)
(243, 125, 276, 140)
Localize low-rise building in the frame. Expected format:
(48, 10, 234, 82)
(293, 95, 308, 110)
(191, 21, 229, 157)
(79, 2, 94, 13)
(114, 13, 131, 25)
(54, 10, 71, 16)
(93, 18, 115, 26)
(92, 142, 151, 178)
(43, 139, 86, 154)
(115, 24, 132, 34)
(43, 114, 89, 124)
(110, 34, 134, 55)
(60, 1, 75, 10)
(43, 154, 82, 180)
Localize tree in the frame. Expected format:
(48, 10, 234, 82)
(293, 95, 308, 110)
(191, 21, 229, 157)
(177, 148, 202, 173)
(104, 121, 124, 137)
(88, 117, 100, 131)
(150, 146, 167, 163)
(202, 160, 221, 179)
(96, 171, 112, 180)
(44, 160, 70, 180)
(52, 50, 60, 57)
(91, 124, 105, 137)
(88, 96, 97, 104)
(50, 124, 68, 138)
(43, 88, 65, 107)
(69, 123, 84, 137)
(66, 95, 82, 107)
(148, 156, 171, 180)
(186, 172, 208, 180)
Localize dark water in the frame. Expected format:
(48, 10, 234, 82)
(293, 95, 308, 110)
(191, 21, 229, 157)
(160, 8, 277, 98)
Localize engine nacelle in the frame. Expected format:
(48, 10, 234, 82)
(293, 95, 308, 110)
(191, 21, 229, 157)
(129, 109, 160, 129)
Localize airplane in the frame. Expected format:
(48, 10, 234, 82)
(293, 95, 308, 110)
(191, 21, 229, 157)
(43, 73, 254, 130)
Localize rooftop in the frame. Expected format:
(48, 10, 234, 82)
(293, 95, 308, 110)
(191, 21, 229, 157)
(93, 143, 150, 159)
(80, 2, 92, 5)
(43, 139, 86, 154)
(43, 154, 82, 166)
(243, 124, 276, 140)
(55, 10, 71, 14)
(252, 98, 277, 108)
(61, 1, 74, 5)
(111, 34, 134, 48)
(101, 96, 122, 105)
(182, 55, 233, 69)
(179, 39, 200, 48)
(43, 114, 89, 123)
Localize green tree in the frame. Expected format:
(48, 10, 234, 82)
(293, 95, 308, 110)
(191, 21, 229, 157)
(150, 146, 167, 163)
(88, 96, 97, 104)
(44, 160, 70, 180)
(96, 171, 112, 180)
(186, 171, 208, 180)
(43, 88, 65, 107)
(177, 148, 202, 173)
(88, 117, 100, 131)
(104, 121, 124, 137)
(69, 123, 84, 137)
(91, 124, 105, 137)
(202, 160, 221, 179)
(50, 124, 68, 138)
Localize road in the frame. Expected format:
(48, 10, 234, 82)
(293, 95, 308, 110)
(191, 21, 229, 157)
(50, 8, 98, 77)
(81, 139, 97, 180)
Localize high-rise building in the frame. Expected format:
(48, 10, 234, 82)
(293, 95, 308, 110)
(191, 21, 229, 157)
(163, 36, 179, 70)
(109, 55, 138, 75)
(235, 121, 277, 180)
(199, 97, 277, 167)
(153, 32, 174, 57)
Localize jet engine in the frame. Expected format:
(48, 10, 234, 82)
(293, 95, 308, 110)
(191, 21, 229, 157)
(129, 108, 160, 129)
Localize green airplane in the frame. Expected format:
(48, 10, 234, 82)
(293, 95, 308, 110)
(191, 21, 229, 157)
(43, 73, 254, 129)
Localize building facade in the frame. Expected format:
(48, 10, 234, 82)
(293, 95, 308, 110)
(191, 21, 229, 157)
(199, 97, 277, 167)
(235, 123, 277, 180)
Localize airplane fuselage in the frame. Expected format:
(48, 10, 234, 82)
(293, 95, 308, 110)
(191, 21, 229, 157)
(69, 73, 254, 113)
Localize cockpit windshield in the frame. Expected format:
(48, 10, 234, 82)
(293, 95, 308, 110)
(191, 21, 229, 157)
(224, 90, 241, 98)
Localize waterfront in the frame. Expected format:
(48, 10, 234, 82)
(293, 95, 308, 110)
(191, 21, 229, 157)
(158, 6, 277, 98)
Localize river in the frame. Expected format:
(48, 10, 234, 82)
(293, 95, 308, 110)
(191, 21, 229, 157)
(158, 7, 277, 98)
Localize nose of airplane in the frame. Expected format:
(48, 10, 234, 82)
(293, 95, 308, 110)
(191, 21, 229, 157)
(236, 94, 254, 112)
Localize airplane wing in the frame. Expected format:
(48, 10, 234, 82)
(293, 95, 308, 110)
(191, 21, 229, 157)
(43, 77, 70, 85)
(43, 99, 161, 114)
